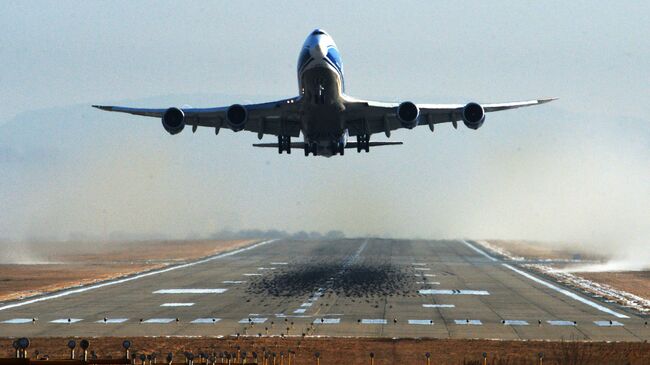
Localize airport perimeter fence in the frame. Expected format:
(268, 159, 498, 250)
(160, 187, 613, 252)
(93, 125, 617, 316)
(2, 338, 555, 365)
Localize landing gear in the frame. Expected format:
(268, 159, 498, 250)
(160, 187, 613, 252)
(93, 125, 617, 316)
(278, 135, 291, 154)
(357, 134, 370, 153)
(304, 142, 317, 156)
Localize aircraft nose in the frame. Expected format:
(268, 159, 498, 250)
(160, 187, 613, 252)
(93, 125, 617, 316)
(310, 43, 327, 59)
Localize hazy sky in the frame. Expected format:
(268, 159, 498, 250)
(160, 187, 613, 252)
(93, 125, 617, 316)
(1, 1, 648, 264)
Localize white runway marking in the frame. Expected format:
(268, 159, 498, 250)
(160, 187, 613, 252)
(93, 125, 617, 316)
(408, 319, 434, 325)
(361, 319, 387, 324)
(50, 318, 83, 323)
(416, 281, 440, 285)
(419, 289, 489, 295)
(96, 318, 128, 324)
(547, 320, 576, 326)
(191, 318, 221, 324)
(462, 240, 630, 319)
(422, 304, 455, 308)
(143, 318, 176, 324)
(412, 263, 427, 266)
(0, 239, 278, 312)
(414, 267, 431, 271)
(313, 318, 340, 324)
(503, 320, 529, 326)
(160, 302, 195, 307)
(454, 319, 482, 325)
(293, 308, 307, 314)
(243, 273, 262, 276)
(300, 303, 313, 307)
(503, 264, 629, 318)
(271, 262, 288, 265)
(154, 289, 227, 294)
(258, 267, 276, 270)
(1, 318, 33, 324)
(239, 317, 268, 324)
(594, 320, 624, 327)
(222, 280, 246, 284)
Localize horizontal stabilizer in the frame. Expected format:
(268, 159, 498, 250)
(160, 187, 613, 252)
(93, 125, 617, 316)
(252, 142, 403, 149)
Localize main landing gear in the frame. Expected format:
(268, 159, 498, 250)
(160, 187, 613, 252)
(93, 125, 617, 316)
(357, 134, 370, 153)
(304, 142, 317, 156)
(278, 135, 291, 154)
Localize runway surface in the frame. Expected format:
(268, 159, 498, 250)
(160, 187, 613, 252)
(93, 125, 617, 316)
(1, 239, 648, 340)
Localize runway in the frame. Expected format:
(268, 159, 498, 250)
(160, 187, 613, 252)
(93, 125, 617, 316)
(1, 238, 648, 341)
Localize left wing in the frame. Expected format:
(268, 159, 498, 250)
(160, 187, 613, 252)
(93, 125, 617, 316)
(342, 97, 557, 137)
(92, 97, 303, 137)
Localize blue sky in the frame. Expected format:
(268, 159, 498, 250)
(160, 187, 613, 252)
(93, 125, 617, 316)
(0, 1, 648, 262)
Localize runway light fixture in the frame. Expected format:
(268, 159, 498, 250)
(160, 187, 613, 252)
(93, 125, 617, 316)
(123, 340, 132, 360)
(425, 352, 431, 365)
(67, 340, 76, 360)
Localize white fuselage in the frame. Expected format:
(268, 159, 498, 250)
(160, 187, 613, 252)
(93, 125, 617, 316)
(296, 29, 348, 157)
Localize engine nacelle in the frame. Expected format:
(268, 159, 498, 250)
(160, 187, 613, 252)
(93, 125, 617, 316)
(162, 107, 185, 135)
(462, 102, 485, 130)
(226, 104, 247, 131)
(397, 101, 419, 129)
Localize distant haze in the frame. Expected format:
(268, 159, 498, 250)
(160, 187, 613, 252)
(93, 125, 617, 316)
(0, 2, 648, 269)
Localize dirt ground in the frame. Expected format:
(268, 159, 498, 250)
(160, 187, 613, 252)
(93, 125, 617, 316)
(486, 240, 605, 261)
(0, 240, 256, 302)
(1, 337, 649, 365)
(577, 271, 650, 301)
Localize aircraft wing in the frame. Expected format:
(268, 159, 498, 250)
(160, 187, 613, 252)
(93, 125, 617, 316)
(92, 97, 303, 137)
(342, 97, 556, 137)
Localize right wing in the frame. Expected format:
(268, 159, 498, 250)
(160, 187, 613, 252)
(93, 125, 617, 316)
(93, 97, 303, 137)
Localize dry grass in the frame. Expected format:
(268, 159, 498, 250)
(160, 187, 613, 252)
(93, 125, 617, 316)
(577, 271, 650, 300)
(487, 240, 605, 261)
(0, 239, 256, 302)
(1, 337, 649, 365)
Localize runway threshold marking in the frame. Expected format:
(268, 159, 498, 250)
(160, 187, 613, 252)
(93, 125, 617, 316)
(313, 318, 340, 324)
(191, 318, 221, 324)
(1, 318, 33, 324)
(503, 320, 529, 326)
(547, 320, 576, 326)
(239, 317, 268, 324)
(96, 318, 128, 323)
(422, 304, 455, 308)
(461, 240, 630, 319)
(0, 239, 279, 312)
(419, 289, 489, 295)
(594, 320, 624, 327)
(154, 289, 227, 294)
(454, 319, 482, 325)
(408, 319, 434, 325)
(143, 318, 176, 324)
(160, 302, 195, 307)
(361, 319, 387, 324)
(50, 318, 83, 323)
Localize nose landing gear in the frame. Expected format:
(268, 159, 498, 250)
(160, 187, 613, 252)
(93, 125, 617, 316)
(357, 135, 370, 153)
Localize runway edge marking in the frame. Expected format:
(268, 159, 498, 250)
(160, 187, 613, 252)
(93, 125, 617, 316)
(460, 240, 629, 319)
(0, 239, 279, 312)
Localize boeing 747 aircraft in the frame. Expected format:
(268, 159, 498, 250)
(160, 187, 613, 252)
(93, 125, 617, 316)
(94, 29, 555, 157)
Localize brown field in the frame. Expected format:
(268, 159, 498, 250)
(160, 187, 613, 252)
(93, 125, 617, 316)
(0, 240, 256, 302)
(577, 271, 650, 301)
(486, 240, 605, 261)
(1, 337, 649, 365)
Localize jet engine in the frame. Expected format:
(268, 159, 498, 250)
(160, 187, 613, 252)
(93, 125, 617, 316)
(462, 102, 485, 130)
(397, 101, 419, 129)
(226, 104, 247, 131)
(162, 107, 185, 135)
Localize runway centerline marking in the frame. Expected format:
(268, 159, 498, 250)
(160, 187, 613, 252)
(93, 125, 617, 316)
(503, 320, 529, 326)
(594, 320, 624, 327)
(361, 319, 387, 324)
(461, 240, 630, 319)
(154, 289, 227, 294)
(547, 320, 576, 326)
(0, 239, 278, 312)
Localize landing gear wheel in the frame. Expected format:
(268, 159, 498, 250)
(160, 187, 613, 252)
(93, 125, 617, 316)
(278, 136, 291, 154)
(357, 135, 370, 153)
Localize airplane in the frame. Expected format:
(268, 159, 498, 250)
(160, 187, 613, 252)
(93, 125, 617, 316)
(93, 29, 556, 157)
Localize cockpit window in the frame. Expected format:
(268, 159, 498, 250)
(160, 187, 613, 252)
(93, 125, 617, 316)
(298, 47, 311, 70)
(311, 29, 326, 36)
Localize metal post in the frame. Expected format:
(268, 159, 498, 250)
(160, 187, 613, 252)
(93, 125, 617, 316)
(369, 352, 375, 365)
(482, 352, 487, 365)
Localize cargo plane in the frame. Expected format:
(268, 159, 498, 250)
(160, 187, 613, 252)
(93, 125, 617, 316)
(93, 29, 556, 157)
